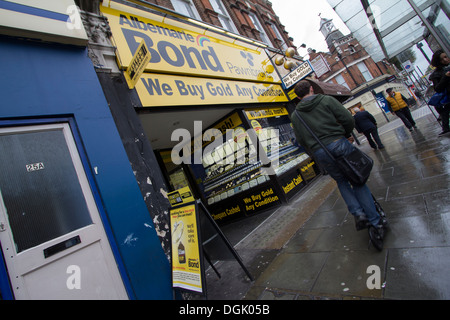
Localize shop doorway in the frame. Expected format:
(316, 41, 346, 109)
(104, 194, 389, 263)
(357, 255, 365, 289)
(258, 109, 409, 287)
(0, 123, 128, 299)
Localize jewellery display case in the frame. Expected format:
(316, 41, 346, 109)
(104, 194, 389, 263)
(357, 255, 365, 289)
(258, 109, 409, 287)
(187, 107, 320, 223)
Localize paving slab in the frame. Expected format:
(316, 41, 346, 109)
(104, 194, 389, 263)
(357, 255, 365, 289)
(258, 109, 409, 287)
(201, 107, 450, 301)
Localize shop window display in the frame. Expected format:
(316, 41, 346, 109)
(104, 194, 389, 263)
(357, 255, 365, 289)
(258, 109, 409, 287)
(160, 107, 319, 223)
(191, 107, 317, 210)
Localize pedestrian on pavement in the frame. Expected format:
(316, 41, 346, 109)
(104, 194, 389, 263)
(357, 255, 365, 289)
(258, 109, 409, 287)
(291, 80, 385, 244)
(429, 49, 450, 136)
(385, 88, 417, 132)
(353, 107, 385, 150)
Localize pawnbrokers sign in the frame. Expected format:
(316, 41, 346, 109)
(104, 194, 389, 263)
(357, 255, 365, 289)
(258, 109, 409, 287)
(100, 1, 280, 83)
(282, 61, 314, 89)
(135, 73, 288, 106)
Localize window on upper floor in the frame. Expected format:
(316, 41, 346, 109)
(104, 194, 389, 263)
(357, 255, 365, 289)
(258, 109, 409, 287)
(334, 74, 350, 89)
(209, 0, 238, 33)
(357, 61, 374, 82)
(268, 23, 288, 51)
(347, 44, 356, 54)
(171, 0, 201, 20)
(248, 12, 271, 46)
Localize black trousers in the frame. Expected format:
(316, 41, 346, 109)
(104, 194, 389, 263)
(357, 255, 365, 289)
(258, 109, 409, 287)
(437, 103, 450, 132)
(395, 107, 416, 129)
(363, 128, 384, 149)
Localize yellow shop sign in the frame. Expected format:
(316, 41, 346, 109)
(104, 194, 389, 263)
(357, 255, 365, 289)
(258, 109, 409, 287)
(244, 107, 289, 120)
(135, 73, 288, 107)
(124, 39, 151, 89)
(100, 1, 280, 83)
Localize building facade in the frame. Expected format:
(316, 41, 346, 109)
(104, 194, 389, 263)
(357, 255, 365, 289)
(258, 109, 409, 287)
(309, 17, 409, 122)
(0, 0, 340, 299)
(0, 0, 172, 299)
(82, 0, 320, 229)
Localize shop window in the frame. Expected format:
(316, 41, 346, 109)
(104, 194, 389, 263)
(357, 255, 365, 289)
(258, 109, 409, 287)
(209, 0, 238, 33)
(189, 108, 316, 212)
(171, 0, 201, 20)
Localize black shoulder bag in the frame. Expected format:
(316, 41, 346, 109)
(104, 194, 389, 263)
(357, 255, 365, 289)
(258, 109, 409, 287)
(294, 110, 373, 186)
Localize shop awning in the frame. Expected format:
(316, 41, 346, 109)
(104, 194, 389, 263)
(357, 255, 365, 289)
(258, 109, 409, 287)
(305, 78, 352, 102)
(326, 0, 450, 62)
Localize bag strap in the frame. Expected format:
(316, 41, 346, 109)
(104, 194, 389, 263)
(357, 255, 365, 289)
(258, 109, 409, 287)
(294, 110, 337, 161)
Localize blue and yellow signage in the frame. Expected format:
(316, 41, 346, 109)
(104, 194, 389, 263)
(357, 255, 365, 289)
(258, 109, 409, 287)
(135, 73, 287, 106)
(101, 1, 279, 83)
(124, 39, 151, 89)
(100, 1, 288, 107)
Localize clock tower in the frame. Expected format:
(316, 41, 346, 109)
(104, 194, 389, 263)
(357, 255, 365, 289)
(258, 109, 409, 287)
(318, 14, 346, 51)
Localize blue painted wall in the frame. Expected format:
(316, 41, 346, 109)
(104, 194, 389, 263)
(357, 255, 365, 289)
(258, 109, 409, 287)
(0, 37, 172, 299)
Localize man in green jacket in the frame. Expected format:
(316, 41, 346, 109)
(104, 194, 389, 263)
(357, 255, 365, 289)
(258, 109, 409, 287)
(291, 80, 386, 250)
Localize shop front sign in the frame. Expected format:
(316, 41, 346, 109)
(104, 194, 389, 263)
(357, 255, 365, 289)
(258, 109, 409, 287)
(135, 73, 288, 107)
(124, 40, 151, 89)
(100, 1, 280, 84)
(282, 60, 314, 89)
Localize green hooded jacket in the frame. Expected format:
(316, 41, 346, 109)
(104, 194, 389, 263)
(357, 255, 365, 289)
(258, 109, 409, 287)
(290, 94, 355, 154)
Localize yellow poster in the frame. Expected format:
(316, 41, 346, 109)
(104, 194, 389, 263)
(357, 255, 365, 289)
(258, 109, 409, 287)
(168, 186, 195, 208)
(170, 204, 203, 293)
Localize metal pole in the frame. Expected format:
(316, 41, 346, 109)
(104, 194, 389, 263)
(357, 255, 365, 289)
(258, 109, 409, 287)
(416, 42, 431, 64)
(413, 69, 426, 90)
(416, 66, 430, 86)
(337, 52, 359, 87)
(407, 0, 450, 57)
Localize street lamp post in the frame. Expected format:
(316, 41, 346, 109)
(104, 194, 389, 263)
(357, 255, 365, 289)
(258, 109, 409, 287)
(337, 52, 359, 87)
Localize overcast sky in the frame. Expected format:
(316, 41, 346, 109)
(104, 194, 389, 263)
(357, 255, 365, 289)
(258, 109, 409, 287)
(269, 0, 434, 76)
(270, 0, 350, 55)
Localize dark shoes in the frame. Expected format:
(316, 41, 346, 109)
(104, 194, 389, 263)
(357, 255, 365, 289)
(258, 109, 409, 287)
(354, 214, 369, 231)
(369, 224, 385, 251)
(355, 214, 388, 251)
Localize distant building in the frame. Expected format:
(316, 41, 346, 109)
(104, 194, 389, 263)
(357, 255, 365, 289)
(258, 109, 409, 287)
(309, 16, 411, 123)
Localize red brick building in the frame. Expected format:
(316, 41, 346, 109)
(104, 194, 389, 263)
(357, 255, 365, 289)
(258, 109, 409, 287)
(308, 16, 411, 123)
(309, 16, 395, 91)
(145, 0, 297, 54)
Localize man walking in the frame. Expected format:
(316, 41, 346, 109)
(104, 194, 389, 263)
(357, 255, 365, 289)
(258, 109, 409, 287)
(385, 88, 417, 131)
(291, 80, 386, 250)
(353, 107, 384, 150)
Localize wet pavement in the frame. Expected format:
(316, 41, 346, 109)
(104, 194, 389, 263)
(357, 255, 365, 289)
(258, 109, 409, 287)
(203, 104, 450, 300)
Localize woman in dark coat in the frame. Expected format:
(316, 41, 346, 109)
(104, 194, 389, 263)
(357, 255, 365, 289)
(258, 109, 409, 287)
(429, 49, 450, 136)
